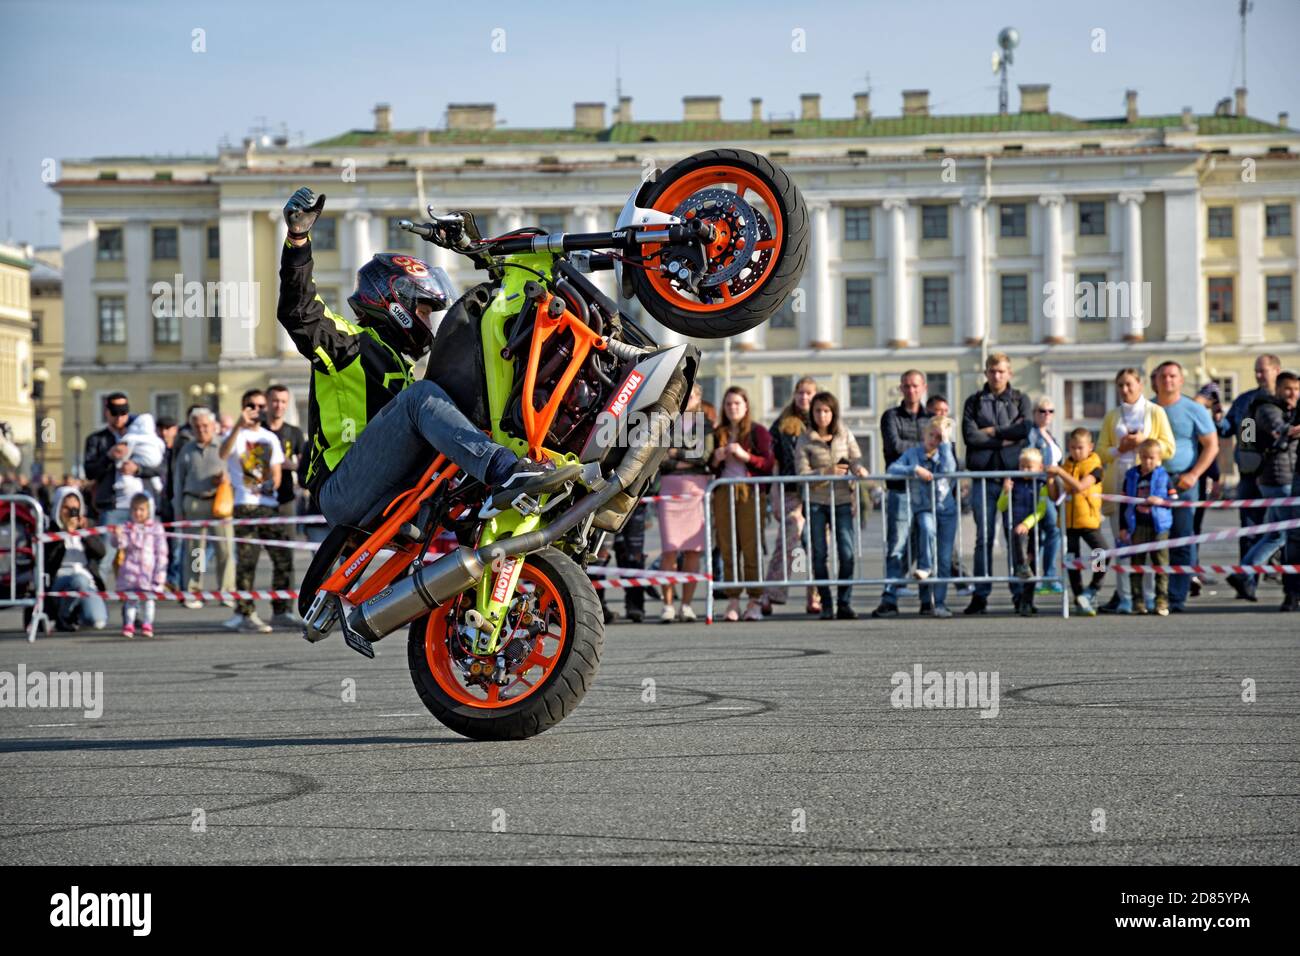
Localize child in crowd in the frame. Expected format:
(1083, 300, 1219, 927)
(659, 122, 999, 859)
(1118, 438, 1174, 617)
(1049, 427, 1107, 615)
(114, 492, 168, 637)
(112, 411, 167, 505)
(997, 447, 1051, 616)
(888, 415, 958, 617)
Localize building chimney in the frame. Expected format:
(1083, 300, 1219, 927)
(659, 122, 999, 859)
(902, 89, 930, 117)
(750, 97, 763, 122)
(1180, 105, 1195, 129)
(683, 96, 722, 122)
(854, 91, 871, 120)
(574, 102, 605, 130)
(616, 96, 632, 124)
(1280, 111, 1291, 129)
(800, 93, 821, 121)
(447, 103, 496, 131)
(1125, 89, 1138, 123)
(1018, 84, 1049, 114)
(1235, 86, 1248, 117)
(373, 103, 391, 133)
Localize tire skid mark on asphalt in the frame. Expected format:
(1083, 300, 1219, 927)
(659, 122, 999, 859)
(0, 763, 325, 842)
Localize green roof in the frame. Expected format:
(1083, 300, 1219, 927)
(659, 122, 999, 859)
(311, 113, 1290, 148)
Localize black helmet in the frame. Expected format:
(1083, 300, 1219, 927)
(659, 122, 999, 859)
(347, 253, 455, 358)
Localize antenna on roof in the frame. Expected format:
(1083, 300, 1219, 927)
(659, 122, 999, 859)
(992, 27, 1019, 115)
(1239, 0, 1252, 90)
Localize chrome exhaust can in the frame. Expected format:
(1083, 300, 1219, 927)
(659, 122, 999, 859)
(346, 546, 486, 644)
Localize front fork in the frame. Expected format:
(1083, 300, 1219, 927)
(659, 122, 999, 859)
(470, 508, 543, 655)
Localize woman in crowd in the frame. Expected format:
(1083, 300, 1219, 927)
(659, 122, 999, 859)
(796, 391, 869, 620)
(1028, 395, 1066, 592)
(711, 386, 774, 622)
(1097, 367, 1175, 614)
(42, 486, 108, 631)
(657, 384, 713, 623)
(766, 376, 819, 615)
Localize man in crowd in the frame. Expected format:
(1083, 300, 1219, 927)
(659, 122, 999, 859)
(266, 384, 305, 519)
(172, 407, 235, 609)
(873, 370, 931, 618)
(83, 393, 166, 572)
(961, 353, 1032, 614)
(1220, 354, 1281, 565)
(1151, 361, 1219, 613)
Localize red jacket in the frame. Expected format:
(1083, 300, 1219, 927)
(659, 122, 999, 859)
(710, 423, 775, 479)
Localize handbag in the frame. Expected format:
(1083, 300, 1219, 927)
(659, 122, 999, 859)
(213, 476, 234, 519)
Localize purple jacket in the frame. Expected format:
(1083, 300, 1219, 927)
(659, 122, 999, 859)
(114, 517, 168, 591)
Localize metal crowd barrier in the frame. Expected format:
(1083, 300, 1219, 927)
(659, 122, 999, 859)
(701, 470, 1071, 623)
(0, 494, 49, 642)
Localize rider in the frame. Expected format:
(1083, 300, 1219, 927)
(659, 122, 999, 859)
(276, 187, 553, 530)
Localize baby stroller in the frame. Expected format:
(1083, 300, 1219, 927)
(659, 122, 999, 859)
(1, 497, 50, 639)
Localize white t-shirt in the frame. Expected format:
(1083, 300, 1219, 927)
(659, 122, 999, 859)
(226, 426, 285, 508)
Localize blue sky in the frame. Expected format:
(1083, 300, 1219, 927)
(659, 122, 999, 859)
(2, 0, 1297, 246)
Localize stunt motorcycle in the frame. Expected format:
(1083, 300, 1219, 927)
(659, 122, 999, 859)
(299, 149, 808, 739)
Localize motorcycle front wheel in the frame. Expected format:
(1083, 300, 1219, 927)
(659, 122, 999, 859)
(630, 147, 809, 339)
(408, 547, 604, 740)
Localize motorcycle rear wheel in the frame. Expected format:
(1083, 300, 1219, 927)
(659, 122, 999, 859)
(630, 147, 808, 339)
(408, 547, 603, 740)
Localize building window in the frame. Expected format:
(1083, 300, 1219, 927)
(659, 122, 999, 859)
(537, 212, 566, 235)
(312, 217, 337, 250)
(31, 311, 43, 345)
(387, 216, 411, 249)
(1208, 276, 1234, 323)
(1077, 271, 1108, 322)
(154, 310, 180, 345)
(1000, 274, 1028, 325)
(848, 374, 873, 410)
(1211, 376, 1236, 404)
(209, 290, 222, 345)
(770, 375, 794, 412)
(98, 296, 126, 344)
(844, 207, 871, 241)
(152, 226, 178, 260)
(96, 228, 123, 261)
(845, 278, 872, 326)
(696, 376, 717, 409)
(922, 277, 949, 326)
(154, 393, 180, 423)
(924, 372, 949, 403)
(1207, 206, 1233, 238)
(1266, 275, 1293, 323)
(999, 203, 1026, 237)
(1078, 201, 1106, 236)
(207, 225, 220, 259)
(1266, 204, 1293, 237)
(1064, 380, 1109, 420)
(921, 205, 948, 240)
(769, 294, 796, 328)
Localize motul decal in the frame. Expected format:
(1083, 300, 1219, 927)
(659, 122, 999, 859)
(491, 556, 520, 604)
(607, 370, 645, 418)
(343, 549, 371, 579)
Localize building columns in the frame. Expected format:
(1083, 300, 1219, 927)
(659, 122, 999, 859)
(218, 211, 257, 359)
(1237, 200, 1264, 345)
(806, 200, 835, 349)
(961, 197, 987, 346)
(1039, 194, 1067, 344)
(343, 210, 373, 279)
(179, 220, 207, 362)
(1117, 191, 1146, 342)
(61, 219, 96, 363)
(123, 221, 151, 363)
(884, 198, 910, 347)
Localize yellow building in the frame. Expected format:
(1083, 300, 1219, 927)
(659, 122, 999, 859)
(29, 247, 65, 476)
(53, 86, 1299, 476)
(0, 242, 35, 473)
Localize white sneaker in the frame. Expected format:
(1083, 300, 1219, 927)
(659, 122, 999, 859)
(221, 613, 244, 631)
(182, 593, 204, 610)
(679, 604, 698, 623)
(659, 604, 677, 623)
(911, 568, 931, 580)
(223, 613, 272, 634)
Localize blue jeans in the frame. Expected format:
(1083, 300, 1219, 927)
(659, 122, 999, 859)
(881, 489, 911, 603)
(916, 505, 957, 608)
(971, 476, 1010, 599)
(52, 571, 107, 629)
(1236, 473, 1266, 561)
(811, 502, 855, 607)
(318, 379, 507, 528)
(1038, 499, 1060, 582)
(1241, 483, 1289, 582)
(1167, 477, 1199, 608)
(1285, 474, 1300, 598)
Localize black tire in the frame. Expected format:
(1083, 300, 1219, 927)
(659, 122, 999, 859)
(630, 148, 808, 339)
(407, 547, 603, 740)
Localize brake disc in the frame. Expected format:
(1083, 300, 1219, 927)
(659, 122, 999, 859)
(725, 208, 774, 297)
(671, 187, 760, 289)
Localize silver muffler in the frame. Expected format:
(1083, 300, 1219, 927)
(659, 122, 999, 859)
(345, 546, 487, 644)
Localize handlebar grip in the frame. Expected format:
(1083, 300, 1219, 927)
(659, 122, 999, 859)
(399, 220, 437, 241)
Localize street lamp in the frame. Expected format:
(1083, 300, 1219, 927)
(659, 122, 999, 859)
(67, 375, 86, 478)
(203, 381, 217, 415)
(32, 367, 49, 478)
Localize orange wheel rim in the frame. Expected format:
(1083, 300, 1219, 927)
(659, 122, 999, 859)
(643, 165, 784, 314)
(424, 563, 568, 709)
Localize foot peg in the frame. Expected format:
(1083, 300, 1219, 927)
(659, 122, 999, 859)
(483, 463, 583, 517)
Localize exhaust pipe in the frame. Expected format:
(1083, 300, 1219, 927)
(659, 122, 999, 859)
(345, 546, 486, 644)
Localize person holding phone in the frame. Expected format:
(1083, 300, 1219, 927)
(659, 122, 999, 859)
(219, 388, 287, 633)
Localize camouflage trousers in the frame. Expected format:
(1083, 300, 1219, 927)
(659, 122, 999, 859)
(234, 504, 293, 616)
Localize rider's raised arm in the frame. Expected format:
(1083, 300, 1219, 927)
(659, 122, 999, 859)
(276, 238, 362, 370)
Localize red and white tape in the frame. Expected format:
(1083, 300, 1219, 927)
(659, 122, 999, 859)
(46, 588, 299, 602)
(1063, 562, 1300, 576)
(591, 573, 712, 590)
(40, 513, 325, 544)
(1103, 514, 1300, 559)
(1101, 493, 1300, 509)
(163, 530, 322, 552)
